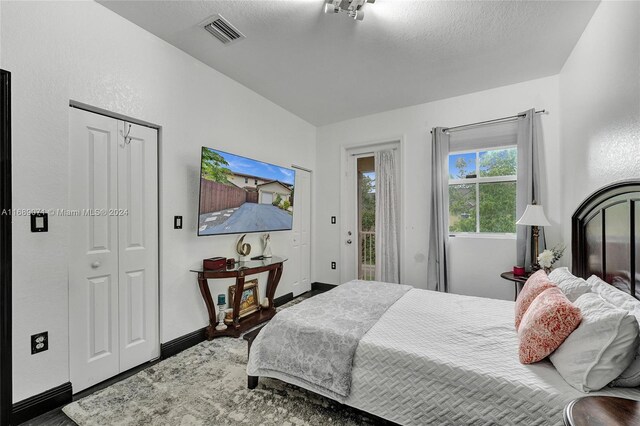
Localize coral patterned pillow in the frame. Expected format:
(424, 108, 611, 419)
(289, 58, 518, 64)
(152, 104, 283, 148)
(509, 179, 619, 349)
(518, 287, 582, 364)
(515, 270, 556, 330)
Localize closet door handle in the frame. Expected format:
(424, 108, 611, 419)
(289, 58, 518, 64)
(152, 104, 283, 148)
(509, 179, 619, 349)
(91, 261, 101, 269)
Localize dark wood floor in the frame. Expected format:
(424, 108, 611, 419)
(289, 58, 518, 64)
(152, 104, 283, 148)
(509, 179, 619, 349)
(21, 289, 326, 425)
(19, 408, 76, 426)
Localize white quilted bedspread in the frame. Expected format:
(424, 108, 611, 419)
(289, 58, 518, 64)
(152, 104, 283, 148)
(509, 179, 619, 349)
(345, 289, 640, 426)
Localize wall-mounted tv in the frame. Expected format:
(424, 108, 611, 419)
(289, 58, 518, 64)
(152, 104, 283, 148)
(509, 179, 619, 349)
(198, 147, 295, 236)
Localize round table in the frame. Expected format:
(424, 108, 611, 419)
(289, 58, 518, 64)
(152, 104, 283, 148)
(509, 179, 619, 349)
(500, 271, 530, 301)
(564, 396, 640, 425)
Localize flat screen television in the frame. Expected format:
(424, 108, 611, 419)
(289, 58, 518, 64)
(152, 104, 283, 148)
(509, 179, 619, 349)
(198, 147, 295, 236)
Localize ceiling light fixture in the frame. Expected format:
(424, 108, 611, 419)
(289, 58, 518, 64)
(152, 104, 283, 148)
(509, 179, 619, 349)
(324, 0, 375, 21)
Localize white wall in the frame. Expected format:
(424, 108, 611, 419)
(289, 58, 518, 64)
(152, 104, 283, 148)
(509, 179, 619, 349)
(0, 1, 315, 402)
(559, 0, 640, 257)
(315, 76, 562, 299)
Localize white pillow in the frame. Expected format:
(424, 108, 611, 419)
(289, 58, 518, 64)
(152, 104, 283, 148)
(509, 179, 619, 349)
(548, 267, 592, 302)
(550, 293, 639, 392)
(586, 275, 640, 387)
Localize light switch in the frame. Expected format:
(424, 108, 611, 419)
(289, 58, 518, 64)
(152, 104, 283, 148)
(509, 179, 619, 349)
(30, 213, 48, 232)
(174, 216, 182, 229)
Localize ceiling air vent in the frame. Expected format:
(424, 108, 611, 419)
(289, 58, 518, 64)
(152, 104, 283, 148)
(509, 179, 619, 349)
(204, 15, 245, 45)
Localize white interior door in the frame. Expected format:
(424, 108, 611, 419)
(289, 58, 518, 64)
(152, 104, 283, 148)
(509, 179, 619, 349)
(340, 154, 358, 284)
(69, 108, 120, 392)
(69, 109, 159, 392)
(117, 122, 159, 371)
(291, 169, 311, 296)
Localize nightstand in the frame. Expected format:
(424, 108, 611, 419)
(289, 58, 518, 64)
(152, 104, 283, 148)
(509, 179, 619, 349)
(500, 271, 530, 301)
(564, 396, 640, 425)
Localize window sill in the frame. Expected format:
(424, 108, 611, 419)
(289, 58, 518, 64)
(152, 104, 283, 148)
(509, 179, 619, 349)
(449, 233, 516, 240)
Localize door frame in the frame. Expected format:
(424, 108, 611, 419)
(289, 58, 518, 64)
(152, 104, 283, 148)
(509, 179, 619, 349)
(339, 136, 404, 284)
(1, 69, 12, 426)
(67, 101, 163, 384)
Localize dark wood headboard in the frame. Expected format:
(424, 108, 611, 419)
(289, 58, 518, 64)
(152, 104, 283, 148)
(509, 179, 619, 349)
(572, 180, 640, 299)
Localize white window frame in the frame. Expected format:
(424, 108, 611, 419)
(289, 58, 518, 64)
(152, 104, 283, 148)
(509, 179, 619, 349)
(448, 145, 517, 237)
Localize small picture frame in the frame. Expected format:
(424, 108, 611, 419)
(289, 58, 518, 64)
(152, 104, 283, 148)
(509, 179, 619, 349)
(229, 279, 260, 318)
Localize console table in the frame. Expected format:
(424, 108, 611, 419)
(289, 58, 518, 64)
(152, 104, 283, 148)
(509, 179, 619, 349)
(191, 256, 286, 340)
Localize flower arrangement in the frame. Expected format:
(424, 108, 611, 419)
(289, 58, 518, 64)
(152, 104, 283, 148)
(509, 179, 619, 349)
(537, 244, 565, 271)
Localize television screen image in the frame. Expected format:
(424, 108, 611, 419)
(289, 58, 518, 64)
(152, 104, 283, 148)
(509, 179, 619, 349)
(198, 147, 295, 236)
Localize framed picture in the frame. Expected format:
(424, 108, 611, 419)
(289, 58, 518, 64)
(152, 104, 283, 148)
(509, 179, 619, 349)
(229, 279, 260, 318)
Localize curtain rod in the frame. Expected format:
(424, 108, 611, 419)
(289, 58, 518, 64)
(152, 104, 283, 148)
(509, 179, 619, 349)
(350, 147, 398, 157)
(432, 109, 547, 134)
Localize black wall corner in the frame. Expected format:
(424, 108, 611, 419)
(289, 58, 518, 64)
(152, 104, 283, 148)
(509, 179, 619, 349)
(273, 292, 293, 307)
(0, 69, 12, 426)
(311, 282, 337, 292)
(11, 382, 72, 425)
(160, 328, 206, 360)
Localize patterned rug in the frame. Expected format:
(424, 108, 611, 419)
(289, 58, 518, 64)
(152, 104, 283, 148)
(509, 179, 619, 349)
(62, 298, 386, 425)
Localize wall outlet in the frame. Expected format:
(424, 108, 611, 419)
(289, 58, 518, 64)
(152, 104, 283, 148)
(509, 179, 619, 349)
(31, 331, 48, 354)
(174, 216, 183, 229)
(331, 261, 336, 270)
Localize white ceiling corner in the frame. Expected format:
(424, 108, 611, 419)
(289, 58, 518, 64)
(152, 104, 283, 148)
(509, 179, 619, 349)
(97, 0, 600, 126)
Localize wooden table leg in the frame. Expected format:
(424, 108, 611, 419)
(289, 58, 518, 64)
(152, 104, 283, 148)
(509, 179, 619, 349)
(266, 264, 283, 309)
(232, 274, 246, 328)
(197, 273, 217, 340)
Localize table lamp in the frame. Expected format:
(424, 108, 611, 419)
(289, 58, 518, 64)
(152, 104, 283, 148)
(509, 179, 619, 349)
(516, 204, 551, 270)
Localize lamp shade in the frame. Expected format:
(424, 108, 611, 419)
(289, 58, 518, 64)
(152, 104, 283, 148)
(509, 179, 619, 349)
(516, 204, 551, 227)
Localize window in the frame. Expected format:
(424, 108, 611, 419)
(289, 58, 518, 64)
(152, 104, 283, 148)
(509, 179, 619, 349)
(244, 177, 248, 184)
(448, 147, 517, 234)
(254, 179, 258, 185)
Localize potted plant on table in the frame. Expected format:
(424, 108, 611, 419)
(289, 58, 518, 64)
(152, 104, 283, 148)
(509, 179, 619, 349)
(537, 244, 565, 274)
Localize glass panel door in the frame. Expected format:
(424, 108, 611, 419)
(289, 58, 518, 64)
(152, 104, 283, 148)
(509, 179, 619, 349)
(357, 156, 375, 280)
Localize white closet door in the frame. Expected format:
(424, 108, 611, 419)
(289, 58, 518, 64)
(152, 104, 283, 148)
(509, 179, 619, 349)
(117, 121, 159, 371)
(69, 108, 120, 392)
(292, 169, 311, 296)
(298, 170, 311, 294)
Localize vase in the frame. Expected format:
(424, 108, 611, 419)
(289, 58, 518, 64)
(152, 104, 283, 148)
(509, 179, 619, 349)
(262, 233, 273, 258)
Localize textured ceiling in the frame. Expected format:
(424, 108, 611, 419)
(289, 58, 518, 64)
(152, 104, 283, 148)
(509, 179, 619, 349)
(98, 0, 599, 126)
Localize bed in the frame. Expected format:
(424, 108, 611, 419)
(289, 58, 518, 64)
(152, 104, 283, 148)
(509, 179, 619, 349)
(247, 181, 640, 425)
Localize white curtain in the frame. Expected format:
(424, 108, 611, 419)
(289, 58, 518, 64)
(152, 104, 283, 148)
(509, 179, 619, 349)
(375, 150, 400, 283)
(427, 128, 450, 292)
(516, 109, 545, 270)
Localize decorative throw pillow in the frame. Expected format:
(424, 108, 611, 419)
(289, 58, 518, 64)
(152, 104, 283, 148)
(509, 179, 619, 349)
(550, 293, 639, 392)
(518, 287, 582, 364)
(548, 267, 592, 302)
(515, 270, 556, 330)
(586, 275, 640, 388)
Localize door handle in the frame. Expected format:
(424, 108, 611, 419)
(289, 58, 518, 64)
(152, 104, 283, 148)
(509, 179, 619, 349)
(91, 261, 101, 269)
(346, 239, 352, 244)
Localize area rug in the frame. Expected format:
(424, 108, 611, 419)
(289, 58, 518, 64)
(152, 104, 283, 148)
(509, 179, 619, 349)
(62, 298, 387, 425)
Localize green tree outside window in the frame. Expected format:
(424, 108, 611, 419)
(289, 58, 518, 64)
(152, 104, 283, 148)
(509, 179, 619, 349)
(449, 148, 517, 233)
